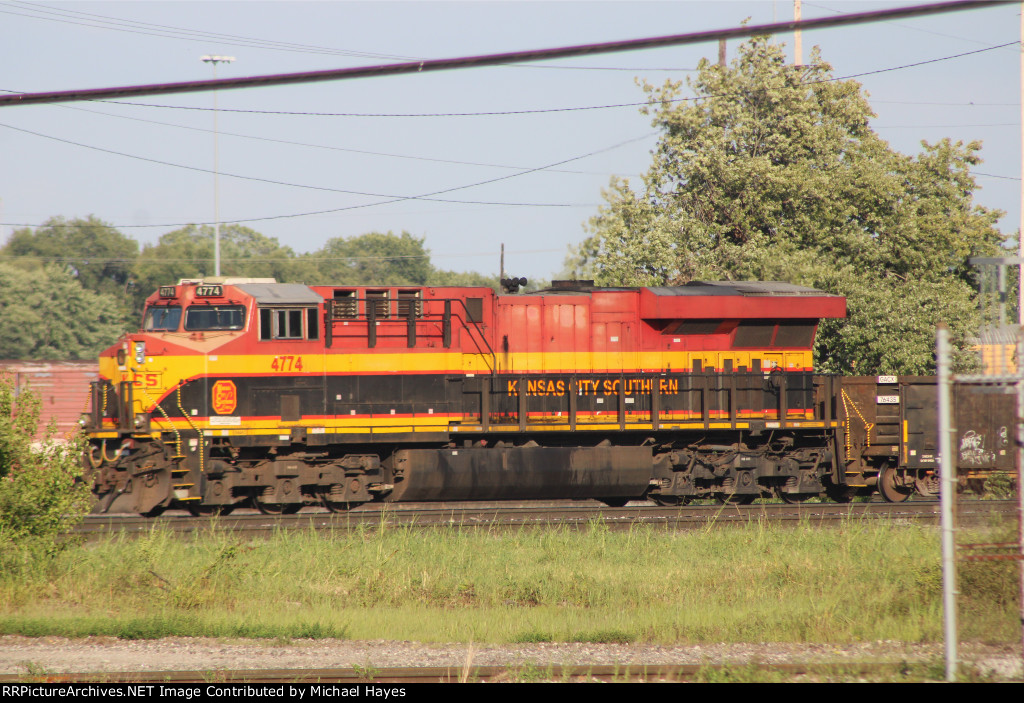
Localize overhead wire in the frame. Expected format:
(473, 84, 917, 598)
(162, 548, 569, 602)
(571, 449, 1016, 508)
(73, 41, 1017, 118)
(0, 1, 1010, 107)
(0, 248, 567, 266)
(0, 0, 413, 61)
(1, 1, 1016, 232)
(803, 0, 1015, 47)
(0, 0, 695, 71)
(40, 102, 646, 176)
(0, 119, 645, 227)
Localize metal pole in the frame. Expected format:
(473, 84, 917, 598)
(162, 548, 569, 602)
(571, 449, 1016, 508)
(937, 323, 958, 682)
(1017, 4, 1024, 664)
(794, 0, 802, 66)
(1017, 327, 1024, 664)
(201, 55, 235, 278)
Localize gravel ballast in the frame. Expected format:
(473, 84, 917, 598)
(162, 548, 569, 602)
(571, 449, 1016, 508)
(0, 636, 1020, 680)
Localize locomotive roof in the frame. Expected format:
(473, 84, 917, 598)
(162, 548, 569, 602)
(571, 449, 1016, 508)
(235, 283, 322, 304)
(650, 281, 830, 297)
(539, 280, 835, 297)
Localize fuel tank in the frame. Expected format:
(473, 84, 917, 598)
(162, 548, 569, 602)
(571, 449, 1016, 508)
(388, 445, 653, 502)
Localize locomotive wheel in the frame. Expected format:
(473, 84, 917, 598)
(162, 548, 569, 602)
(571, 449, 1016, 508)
(140, 504, 167, 518)
(878, 465, 912, 503)
(323, 500, 361, 513)
(825, 485, 857, 503)
(189, 504, 235, 517)
(715, 493, 755, 505)
(775, 488, 816, 504)
(599, 497, 630, 508)
(253, 497, 302, 515)
(652, 495, 692, 507)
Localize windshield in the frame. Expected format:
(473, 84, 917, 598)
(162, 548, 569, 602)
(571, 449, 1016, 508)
(184, 305, 246, 331)
(143, 306, 182, 331)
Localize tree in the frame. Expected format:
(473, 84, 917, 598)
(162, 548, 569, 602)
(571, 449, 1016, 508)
(576, 37, 1005, 374)
(131, 224, 315, 312)
(305, 231, 435, 286)
(303, 231, 497, 288)
(2, 216, 139, 304)
(0, 263, 129, 360)
(429, 268, 499, 288)
(0, 374, 91, 567)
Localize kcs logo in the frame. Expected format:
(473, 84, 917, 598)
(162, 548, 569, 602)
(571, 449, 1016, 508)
(211, 380, 238, 415)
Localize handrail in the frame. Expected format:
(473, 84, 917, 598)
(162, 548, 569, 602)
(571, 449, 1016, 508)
(324, 295, 497, 374)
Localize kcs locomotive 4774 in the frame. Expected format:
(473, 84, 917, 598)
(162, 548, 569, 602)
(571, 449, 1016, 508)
(81, 278, 1013, 515)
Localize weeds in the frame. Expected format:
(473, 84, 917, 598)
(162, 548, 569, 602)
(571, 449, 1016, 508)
(0, 519, 1018, 645)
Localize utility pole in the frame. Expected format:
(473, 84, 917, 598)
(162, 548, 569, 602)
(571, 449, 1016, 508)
(201, 55, 235, 278)
(794, 0, 803, 66)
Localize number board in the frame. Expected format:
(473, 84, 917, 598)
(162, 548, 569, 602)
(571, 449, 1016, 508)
(159, 286, 176, 298)
(195, 285, 223, 297)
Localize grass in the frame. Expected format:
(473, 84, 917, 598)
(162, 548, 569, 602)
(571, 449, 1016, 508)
(0, 517, 1018, 645)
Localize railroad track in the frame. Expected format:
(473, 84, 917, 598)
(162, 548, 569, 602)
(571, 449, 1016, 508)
(0, 661, 918, 684)
(77, 499, 1018, 538)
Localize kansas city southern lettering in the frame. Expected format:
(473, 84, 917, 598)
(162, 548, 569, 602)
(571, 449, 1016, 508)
(507, 378, 680, 397)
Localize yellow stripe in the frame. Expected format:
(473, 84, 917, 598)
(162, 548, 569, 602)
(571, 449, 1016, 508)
(105, 349, 813, 386)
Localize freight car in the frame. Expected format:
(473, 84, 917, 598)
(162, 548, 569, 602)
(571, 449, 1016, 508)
(80, 278, 1011, 515)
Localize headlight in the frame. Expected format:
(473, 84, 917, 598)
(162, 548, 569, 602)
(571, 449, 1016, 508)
(134, 341, 146, 364)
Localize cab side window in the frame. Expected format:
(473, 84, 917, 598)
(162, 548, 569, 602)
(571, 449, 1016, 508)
(259, 307, 320, 341)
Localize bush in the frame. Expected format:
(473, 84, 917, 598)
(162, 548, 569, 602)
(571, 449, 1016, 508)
(0, 374, 92, 567)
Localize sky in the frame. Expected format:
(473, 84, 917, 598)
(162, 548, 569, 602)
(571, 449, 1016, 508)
(0, 0, 1020, 283)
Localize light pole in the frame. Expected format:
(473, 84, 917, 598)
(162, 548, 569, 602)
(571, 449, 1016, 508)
(201, 55, 235, 278)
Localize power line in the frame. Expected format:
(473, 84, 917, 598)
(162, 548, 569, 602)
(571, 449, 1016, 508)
(0, 0, 696, 72)
(0, 120, 609, 207)
(45, 102, 647, 175)
(802, 0, 1013, 47)
(62, 40, 1015, 119)
(873, 99, 1018, 106)
(0, 119, 637, 227)
(876, 122, 1016, 128)
(0, 1, 412, 61)
(974, 171, 1022, 180)
(0, 1, 1009, 107)
(0, 248, 567, 265)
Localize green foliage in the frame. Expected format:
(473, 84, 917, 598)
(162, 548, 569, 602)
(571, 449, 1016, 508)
(7, 519, 1017, 646)
(306, 231, 433, 285)
(694, 663, 789, 683)
(429, 268, 499, 288)
(131, 224, 315, 312)
(0, 375, 91, 567)
(304, 231, 497, 289)
(983, 472, 1016, 499)
(2, 215, 139, 301)
(569, 629, 635, 644)
(4, 217, 498, 344)
(0, 263, 130, 360)
(575, 37, 1005, 374)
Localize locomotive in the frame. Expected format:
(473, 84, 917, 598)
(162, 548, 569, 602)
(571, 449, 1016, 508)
(81, 278, 1012, 515)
